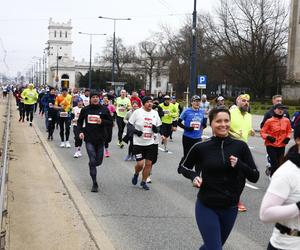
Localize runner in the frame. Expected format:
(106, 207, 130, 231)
(44, 87, 57, 140)
(72, 98, 83, 158)
(229, 93, 255, 212)
(169, 96, 182, 141)
(54, 88, 73, 148)
(199, 94, 210, 129)
(21, 83, 38, 126)
(114, 89, 131, 148)
(260, 125, 300, 250)
(77, 91, 113, 192)
(102, 95, 116, 157)
(260, 94, 290, 128)
(178, 95, 205, 157)
(80, 88, 90, 107)
(159, 95, 177, 152)
(129, 96, 162, 190)
(178, 107, 259, 250)
(260, 104, 292, 177)
(123, 101, 140, 161)
(130, 91, 142, 108)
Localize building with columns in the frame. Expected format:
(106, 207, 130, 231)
(47, 18, 170, 94)
(283, 0, 300, 100)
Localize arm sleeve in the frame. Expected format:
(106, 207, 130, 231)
(236, 143, 259, 183)
(260, 192, 299, 223)
(178, 144, 200, 181)
(177, 118, 185, 129)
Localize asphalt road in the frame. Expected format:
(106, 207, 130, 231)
(34, 115, 288, 250)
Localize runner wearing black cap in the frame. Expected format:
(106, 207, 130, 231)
(77, 91, 113, 192)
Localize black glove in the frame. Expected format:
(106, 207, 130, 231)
(185, 126, 194, 132)
(152, 125, 158, 133)
(266, 135, 276, 143)
(282, 138, 290, 144)
(134, 129, 143, 137)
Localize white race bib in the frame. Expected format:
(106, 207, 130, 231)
(60, 112, 68, 118)
(190, 121, 201, 130)
(87, 115, 100, 124)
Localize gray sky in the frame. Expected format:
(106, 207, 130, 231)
(0, 0, 289, 77)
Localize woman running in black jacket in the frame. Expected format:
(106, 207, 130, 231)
(178, 107, 259, 250)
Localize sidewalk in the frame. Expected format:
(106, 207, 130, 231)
(7, 103, 98, 249)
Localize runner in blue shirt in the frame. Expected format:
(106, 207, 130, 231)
(178, 95, 205, 156)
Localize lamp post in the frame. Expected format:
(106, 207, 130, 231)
(189, 0, 197, 98)
(98, 16, 131, 84)
(78, 32, 106, 90)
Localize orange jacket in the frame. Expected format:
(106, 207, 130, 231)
(260, 116, 291, 147)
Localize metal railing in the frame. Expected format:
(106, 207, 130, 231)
(0, 95, 11, 249)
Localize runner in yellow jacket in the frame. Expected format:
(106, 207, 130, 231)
(21, 83, 38, 126)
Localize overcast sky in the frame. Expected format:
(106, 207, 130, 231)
(0, 0, 290, 77)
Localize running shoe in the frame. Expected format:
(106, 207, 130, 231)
(60, 142, 66, 148)
(164, 145, 168, 152)
(130, 155, 136, 161)
(29, 122, 32, 127)
(77, 151, 82, 157)
(26, 117, 29, 122)
(104, 150, 110, 158)
(117, 141, 124, 148)
(140, 181, 150, 190)
(146, 177, 152, 183)
(65, 141, 71, 148)
(238, 201, 247, 212)
(132, 173, 138, 185)
(91, 183, 98, 193)
(124, 155, 131, 161)
(73, 151, 79, 158)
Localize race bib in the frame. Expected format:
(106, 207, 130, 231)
(190, 121, 201, 130)
(60, 112, 68, 118)
(48, 117, 52, 121)
(28, 93, 34, 97)
(143, 132, 152, 140)
(87, 115, 100, 124)
(163, 110, 170, 115)
(119, 107, 126, 113)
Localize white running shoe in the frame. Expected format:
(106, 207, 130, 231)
(60, 141, 66, 148)
(73, 151, 79, 158)
(146, 177, 152, 183)
(77, 151, 82, 157)
(65, 141, 71, 148)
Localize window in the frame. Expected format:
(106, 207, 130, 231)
(65, 31, 67, 38)
(60, 31, 62, 37)
(54, 31, 56, 37)
(156, 80, 161, 88)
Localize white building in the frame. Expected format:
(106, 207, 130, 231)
(47, 18, 169, 94)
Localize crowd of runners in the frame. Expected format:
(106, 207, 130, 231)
(3, 83, 300, 250)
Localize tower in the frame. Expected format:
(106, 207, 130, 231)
(47, 18, 75, 88)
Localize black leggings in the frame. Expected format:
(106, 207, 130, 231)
(24, 104, 34, 122)
(85, 142, 104, 184)
(266, 146, 285, 176)
(47, 111, 57, 138)
(116, 116, 125, 142)
(73, 126, 82, 147)
(182, 135, 201, 157)
(104, 126, 113, 148)
(59, 117, 71, 142)
(19, 102, 25, 120)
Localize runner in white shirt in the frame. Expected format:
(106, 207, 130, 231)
(129, 96, 162, 190)
(80, 88, 90, 107)
(72, 99, 83, 158)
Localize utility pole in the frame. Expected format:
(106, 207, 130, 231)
(189, 0, 197, 99)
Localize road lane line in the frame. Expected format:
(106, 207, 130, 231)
(158, 147, 173, 154)
(245, 183, 259, 190)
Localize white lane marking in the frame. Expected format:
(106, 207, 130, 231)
(245, 183, 259, 190)
(158, 147, 173, 154)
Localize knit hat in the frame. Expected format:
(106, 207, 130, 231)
(90, 91, 99, 98)
(142, 96, 153, 105)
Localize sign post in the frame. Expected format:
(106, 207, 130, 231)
(197, 75, 207, 96)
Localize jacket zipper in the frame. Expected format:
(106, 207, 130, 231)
(221, 140, 225, 165)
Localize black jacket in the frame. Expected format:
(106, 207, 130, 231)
(178, 136, 259, 208)
(77, 104, 113, 145)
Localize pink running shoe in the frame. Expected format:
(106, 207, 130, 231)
(104, 149, 110, 158)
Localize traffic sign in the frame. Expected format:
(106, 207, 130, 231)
(197, 75, 207, 89)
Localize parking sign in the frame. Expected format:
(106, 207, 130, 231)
(197, 75, 207, 89)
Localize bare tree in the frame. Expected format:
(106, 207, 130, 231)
(204, 0, 288, 97)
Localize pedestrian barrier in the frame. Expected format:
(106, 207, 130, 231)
(0, 95, 11, 249)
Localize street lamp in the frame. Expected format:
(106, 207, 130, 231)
(189, 0, 197, 98)
(98, 16, 131, 84)
(78, 32, 106, 90)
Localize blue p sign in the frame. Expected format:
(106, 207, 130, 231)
(197, 75, 207, 89)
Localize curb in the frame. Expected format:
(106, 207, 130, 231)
(33, 123, 115, 250)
